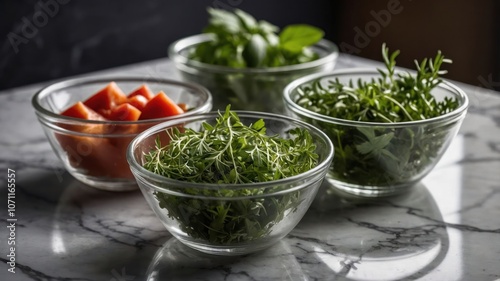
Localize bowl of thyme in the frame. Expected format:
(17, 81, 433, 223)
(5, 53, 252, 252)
(168, 8, 338, 113)
(283, 44, 469, 197)
(127, 106, 334, 255)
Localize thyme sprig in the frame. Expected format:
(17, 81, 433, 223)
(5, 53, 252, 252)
(143, 106, 318, 244)
(294, 44, 461, 187)
(296, 43, 459, 123)
(144, 106, 318, 184)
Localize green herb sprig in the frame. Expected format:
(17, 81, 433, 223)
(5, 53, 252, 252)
(297, 44, 458, 123)
(190, 8, 324, 68)
(143, 106, 318, 244)
(295, 44, 461, 186)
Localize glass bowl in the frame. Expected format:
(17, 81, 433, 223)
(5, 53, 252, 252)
(126, 111, 334, 255)
(283, 69, 469, 197)
(32, 77, 212, 191)
(168, 34, 339, 113)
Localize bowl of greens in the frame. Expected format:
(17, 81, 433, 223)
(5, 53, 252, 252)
(168, 8, 338, 113)
(283, 44, 469, 197)
(127, 106, 334, 255)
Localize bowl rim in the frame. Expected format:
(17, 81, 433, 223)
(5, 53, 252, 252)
(31, 76, 213, 125)
(168, 33, 339, 74)
(127, 110, 334, 192)
(283, 68, 469, 127)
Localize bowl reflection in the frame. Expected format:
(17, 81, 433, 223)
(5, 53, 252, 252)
(50, 177, 167, 278)
(146, 238, 307, 281)
(287, 182, 449, 281)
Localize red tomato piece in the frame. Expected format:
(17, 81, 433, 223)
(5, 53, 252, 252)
(57, 102, 111, 176)
(92, 135, 136, 178)
(127, 84, 154, 100)
(127, 95, 148, 112)
(83, 82, 127, 113)
(108, 103, 141, 122)
(139, 91, 184, 120)
(56, 83, 190, 179)
(61, 101, 107, 121)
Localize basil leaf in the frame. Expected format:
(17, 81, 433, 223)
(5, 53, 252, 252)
(234, 9, 257, 31)
(191, 9, 324, 68)
(355, 131, 394, 155)
(258, 20, 279, 34)
(207, 7, 241, 34)
(242, 34, 268, 67)
(265, 32, 279, 46)
(279, 24, 324, 53)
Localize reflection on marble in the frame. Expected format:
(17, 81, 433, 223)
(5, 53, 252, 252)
(0, 55, 499, 280)
(145, 184, 451, 281)
(147, 239, 306, 281)
(290, 184, 449, 281)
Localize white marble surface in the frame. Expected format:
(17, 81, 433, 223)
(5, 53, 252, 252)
(1, 55, 499, 281)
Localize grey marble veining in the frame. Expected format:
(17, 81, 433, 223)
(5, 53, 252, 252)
(0, 55, 499, 281)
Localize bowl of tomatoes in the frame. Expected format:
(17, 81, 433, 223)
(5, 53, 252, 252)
(32, 77, 212, 191)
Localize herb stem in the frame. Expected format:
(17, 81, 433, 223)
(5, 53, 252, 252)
(143, 107, 319, 244)
(381, 95, 414, 121)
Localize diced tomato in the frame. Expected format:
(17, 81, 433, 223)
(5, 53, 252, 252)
(56, 106, 111, 177)
(57, 134, 107, 172)
(83, 82, 127, 113)
(127, 84, 154, 100)
(139, 91, 184, 120)
(126, 95, 148, 112)
(61, 102, 107, 121)
(59, 101, 106, 135)
(56, 82, 189, 181)
(92, 136, 135, 178)
(98, 109, 112, 119)
(108, 103, 141, 122)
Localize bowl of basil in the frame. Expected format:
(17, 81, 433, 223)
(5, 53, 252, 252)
(283, 44, 469, 197)
(168, 8, 338, 114)
(127, 107, 334, 255)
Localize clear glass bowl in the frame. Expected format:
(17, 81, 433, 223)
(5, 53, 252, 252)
(127, 111, 334, 255)
(283, 69, 469, 197)
(32, 77, 212, 191)
(168, 34, 339, 113)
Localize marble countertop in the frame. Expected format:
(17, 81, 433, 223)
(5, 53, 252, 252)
(1, 55, 499, 281)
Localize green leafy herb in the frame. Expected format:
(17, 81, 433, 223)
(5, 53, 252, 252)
(143, 106, 318, 244)
(190, 8, 324, 68)
(295, 44, 460, 187)
(280, 24, 324, 53)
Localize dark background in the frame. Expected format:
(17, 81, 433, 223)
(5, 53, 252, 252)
(1, 0, 499, 91)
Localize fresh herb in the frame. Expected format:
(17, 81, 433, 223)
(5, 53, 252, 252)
(190, 8, 324, 68)
(176, 8, 330, 112)
(143, 106, 318, 244)
(294, 44, 460, 187)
